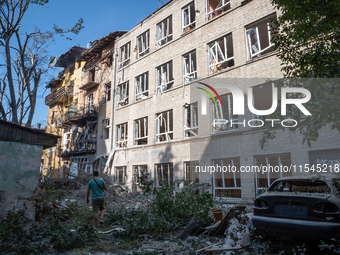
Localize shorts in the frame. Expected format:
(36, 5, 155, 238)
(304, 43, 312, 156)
(92, 198, 105, 213)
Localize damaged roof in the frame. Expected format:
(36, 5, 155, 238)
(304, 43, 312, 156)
(79, 31, 127, 62)
(49, 46, 87, 68)
(0, 120, 61, 149)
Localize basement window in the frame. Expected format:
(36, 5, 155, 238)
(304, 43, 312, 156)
(117, 81, 129, 107)
(104, 82, 111, 103)
(183, 2, 196, 33)
(103, 118, 110, 140)
(156, 61, 173, 94)
(212, 157, 241, 198)
(135, 72, 148, 101)
(208, 34, 234, 74)
(211, 93, 238, 132)
(246, 16, 276, 59)
(155, 163, 173, 186)
(184, 102, 198, 137)
(184, 160, 199, 183)
(136, 30, 150, 58)
(255, 153, 292, 195)
(156, 16, 173, 47)
(207, 0, 230, 20)
(183, 50, 197, 83)
(155, 110, 173, 143)
(115, 166, 126, 184)
(134, 117, 148, 146)
(116, 122, 128, 148)
(119, 42, 130, 68)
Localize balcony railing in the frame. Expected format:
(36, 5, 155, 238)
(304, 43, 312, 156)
(45, 84, 74, 105)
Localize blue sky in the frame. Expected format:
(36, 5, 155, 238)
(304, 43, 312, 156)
(22, 0, 170, 126)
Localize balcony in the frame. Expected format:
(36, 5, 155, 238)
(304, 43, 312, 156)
(58, 141, 97, 158)
(45, 84, 74, 106)
(57, 104, 99, 128)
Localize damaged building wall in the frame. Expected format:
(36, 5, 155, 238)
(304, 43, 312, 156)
(0, 142, 42, 220)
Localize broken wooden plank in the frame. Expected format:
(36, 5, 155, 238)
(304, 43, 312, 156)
(196, 242, 223, 253)
(213, 206, 246, 235)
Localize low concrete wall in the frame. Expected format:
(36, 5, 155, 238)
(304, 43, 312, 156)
(0, 141, 42, 220)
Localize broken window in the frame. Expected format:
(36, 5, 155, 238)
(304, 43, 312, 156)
(183, 2, 195, 33)
(134, 117, 148, 145)
(103, 118, 110, 140)
(211, 93, 238, 132)
(156, 16, 173, 47)
(246, 16, 276, 59)
(133, 165, 148, 191)
(183, 50, 197, 83)
(70, 156, 90, 178)
(89, 68, 95, 82)
(115, 166, 126, 184)
(104, 83, 111, 103)
(155, 110, 173, 143)
(116, 122, 128, 148)
(88, 94, 94, 112)
(208, 34, 234, 74)
(119, 42, 130, 68)
(207, 0, 230, 20)
(63, 127, 72, 152)
(254, 153, 292, 195)
(155, 163, 173, 186)
(135, 72, 148, 101)
(250, 83, 275, 119)
(184, 102, 198, 137)
(156, 61, 173, 94)
(136, 30, 150, 58)
(117, 81, 129, 107)
(50, 111, 55, 126)
(269, 180, 330, 194)
(212, 157, 241, 198)
(184, 161, 199, 183)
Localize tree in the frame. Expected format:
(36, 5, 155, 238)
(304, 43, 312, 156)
(0, 0, 83, 126)
(261, 0, 340, 147)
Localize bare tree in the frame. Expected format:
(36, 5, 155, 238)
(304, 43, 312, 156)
(0, 0, 83, 126)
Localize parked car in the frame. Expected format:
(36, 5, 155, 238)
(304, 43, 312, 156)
(253, 177, 340, 239)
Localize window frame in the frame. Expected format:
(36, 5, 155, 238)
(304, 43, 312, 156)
(116, 122, 128, 148)
(155, 110, 173, 143)
(117, 81, 129, 107)
(206, 0, 231, 20)
(134, 117, 148, 146)
(211, 93, 238, 132)
(103, 118, 110, 140)
(119, 42, 131, 68)
(182, 2, 196, 33)
(183, 50, 197, 83)
(135, 72, 149, 101)
(184, 160, 200, 183)
(104, 82, 111, 103)
(156, 16, 173, 47)
(114, 166, 126, 184)
(184, 102, 198, 137)
(156, 61, 174, 94)
(208, 33, 234, 74)
(136, 30, 150, 58)
(155, 163, 173, 186)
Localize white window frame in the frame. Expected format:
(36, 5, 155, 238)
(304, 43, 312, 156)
(254, 153, 292, 195)
(117, 81, 129, 107)
(133, 165, 148, 187)
(156, 61, 173, 94)
(134, 117, 148, 146)
(182, 2, 196, 33)
(156, 16, 173, 47)
(211, 93, 238, 132)
(208, 34, 234, 74)
(155, 163, 173, 186)
(183, 50, 197, 83)
(184, 102, 198, 137)
(212, 157, 241, 198)
(119, 42, 131, 68)
(137, 30, 150, 58)
(184, 161, 199, 183)
(246, 19, 275, 59)
(104, 83, 111, 103)
(116, 122, 128, 148)
(88, 93, 94, 111)
(114, 166, 126, 184)
(155, 110, 173, 143)
(103, 118, 110, 140)
(207, 0, 231, 20)
(135, 72, 148, 101)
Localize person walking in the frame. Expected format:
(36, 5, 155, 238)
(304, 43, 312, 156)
(87, 171, 107, 227)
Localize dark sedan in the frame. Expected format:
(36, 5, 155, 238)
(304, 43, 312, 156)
(253, 177, 340, 239)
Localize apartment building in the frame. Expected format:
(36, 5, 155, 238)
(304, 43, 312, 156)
(110, 0, 340, 198)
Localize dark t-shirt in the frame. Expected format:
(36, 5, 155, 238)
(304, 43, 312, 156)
(87, 178, 106, 199)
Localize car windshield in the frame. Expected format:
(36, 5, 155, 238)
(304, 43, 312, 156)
(268, 180, 331, 194)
